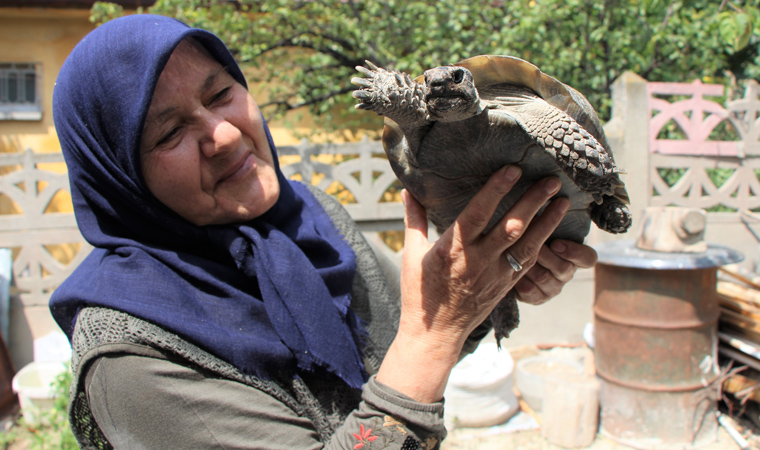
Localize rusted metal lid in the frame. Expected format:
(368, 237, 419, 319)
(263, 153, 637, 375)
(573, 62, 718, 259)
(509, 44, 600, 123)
(594, 240, 743, 270)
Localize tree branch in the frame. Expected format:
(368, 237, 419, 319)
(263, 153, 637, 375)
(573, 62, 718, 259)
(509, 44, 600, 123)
(260, 85, 356, 112)
(254, 32, 363, 69)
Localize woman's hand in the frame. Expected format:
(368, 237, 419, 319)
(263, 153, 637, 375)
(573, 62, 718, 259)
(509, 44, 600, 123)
(399, 165, 569, 346)
(377, 165, 569, 402)
(514, 239, 598, 305)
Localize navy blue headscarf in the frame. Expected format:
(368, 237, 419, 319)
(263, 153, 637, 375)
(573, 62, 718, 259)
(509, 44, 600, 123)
(50, 14, 368, 389)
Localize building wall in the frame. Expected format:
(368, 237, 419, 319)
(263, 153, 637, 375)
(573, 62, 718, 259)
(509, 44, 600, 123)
(0, 8, 114, 368)
(0, 7, 328, 159)
(0, 8, 95, 155)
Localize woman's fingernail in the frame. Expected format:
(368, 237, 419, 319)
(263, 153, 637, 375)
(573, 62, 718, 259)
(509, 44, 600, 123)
(551, 240, 567, 253)
(557, 197, 570, 213)
(504, 165, 521, 182)
(401, 189, 408, 206)
(545, 177, 561, 194)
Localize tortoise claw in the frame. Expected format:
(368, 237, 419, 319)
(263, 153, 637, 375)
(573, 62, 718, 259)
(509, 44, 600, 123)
(351, 90, 373, 101)
(355, 65, 376, 78)
(351, 77, 373, 88)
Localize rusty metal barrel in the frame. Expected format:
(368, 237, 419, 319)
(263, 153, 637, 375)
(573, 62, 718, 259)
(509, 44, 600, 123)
(594, 240, 742, 449)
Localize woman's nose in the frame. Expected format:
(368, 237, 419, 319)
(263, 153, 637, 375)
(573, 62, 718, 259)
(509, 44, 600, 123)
(200, 115, 242, 158)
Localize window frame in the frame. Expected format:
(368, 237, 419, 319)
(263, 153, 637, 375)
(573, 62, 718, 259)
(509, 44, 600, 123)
(0, 62, 42, 121)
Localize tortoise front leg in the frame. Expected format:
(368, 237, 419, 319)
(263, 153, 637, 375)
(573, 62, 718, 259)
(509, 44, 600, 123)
(352, 61, 430, 130)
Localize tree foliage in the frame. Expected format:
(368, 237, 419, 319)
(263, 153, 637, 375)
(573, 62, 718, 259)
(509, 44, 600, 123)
(92, 0, 760, 135)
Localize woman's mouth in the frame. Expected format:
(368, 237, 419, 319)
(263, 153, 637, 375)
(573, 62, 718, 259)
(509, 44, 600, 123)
(219, 152, 255, 184)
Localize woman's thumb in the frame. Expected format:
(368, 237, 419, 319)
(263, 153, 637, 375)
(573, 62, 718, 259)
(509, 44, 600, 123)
(402, 190, 428, 247)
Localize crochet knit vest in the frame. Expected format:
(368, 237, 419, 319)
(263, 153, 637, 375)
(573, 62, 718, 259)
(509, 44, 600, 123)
(66, 185, 401, 450)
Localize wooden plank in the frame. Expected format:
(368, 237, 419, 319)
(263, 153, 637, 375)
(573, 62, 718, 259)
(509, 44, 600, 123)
(719, 267, 760, 292)
(723, 371, 760, 403)
(721, 309, 760, 333)
(721, 307, 760, 325)
(720, 296, 760, 316)
(720, 344, 760, 372)
(719, 331, 760, 360)
(718, 281, 760, 306)
(721, 323, 760, 346)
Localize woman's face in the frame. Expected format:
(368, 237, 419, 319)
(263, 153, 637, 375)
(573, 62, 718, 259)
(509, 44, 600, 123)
(140, 39, 280, 226)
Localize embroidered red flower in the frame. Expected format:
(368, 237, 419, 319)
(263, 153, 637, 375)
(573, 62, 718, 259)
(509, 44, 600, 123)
(353, 424, 379, 449)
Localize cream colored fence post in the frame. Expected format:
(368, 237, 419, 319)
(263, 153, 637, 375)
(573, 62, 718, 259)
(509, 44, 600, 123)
(646, 79, 760, 269)
(595, 71, 650, 246)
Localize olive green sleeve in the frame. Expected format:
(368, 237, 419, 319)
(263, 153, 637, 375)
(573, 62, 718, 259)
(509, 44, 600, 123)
(86, 353, 445, 449)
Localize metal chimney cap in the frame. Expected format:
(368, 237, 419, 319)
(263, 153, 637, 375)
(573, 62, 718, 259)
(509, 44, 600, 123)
(594, 240, 744, 270)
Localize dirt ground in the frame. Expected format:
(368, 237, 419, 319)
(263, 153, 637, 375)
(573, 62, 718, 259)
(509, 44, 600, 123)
(442, 417, 749, 450)
(439, 344, 758, 450)
(443, 426, 748, 450)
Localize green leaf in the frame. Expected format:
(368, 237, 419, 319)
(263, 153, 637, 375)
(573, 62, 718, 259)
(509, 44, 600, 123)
(87, 0, 759, 137)
(734, 12, 754, 50)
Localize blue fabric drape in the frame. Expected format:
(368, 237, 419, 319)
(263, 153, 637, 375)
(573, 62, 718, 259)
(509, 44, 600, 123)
(50, 14, 367, 388)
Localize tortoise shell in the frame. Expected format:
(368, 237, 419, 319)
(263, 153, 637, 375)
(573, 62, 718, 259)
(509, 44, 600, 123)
(352, 55, 632, 341)
(375, 55, 630, 242)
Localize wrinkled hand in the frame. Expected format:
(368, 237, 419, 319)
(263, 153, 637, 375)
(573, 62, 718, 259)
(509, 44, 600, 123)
(378, 165, 570, 403)
(398, 165, 570, 349)
(514, 239, 598, 305)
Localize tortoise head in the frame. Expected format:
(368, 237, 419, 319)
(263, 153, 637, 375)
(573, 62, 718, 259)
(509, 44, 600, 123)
(423, 65, 482, 123)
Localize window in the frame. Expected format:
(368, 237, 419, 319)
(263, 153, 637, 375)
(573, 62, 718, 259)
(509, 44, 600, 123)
(0, 63, 42, 121)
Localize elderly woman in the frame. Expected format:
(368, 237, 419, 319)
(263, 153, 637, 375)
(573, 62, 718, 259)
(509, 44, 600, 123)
(50, 14, 596, 449)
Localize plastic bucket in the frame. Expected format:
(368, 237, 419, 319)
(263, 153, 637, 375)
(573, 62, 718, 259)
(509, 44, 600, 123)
(444, 343, 519, 428)
(11, 362, 67, 424)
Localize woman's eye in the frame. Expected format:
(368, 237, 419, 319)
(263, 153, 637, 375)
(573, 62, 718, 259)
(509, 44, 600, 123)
(210, 87, 231, 104)
(156, 127, 180, 147)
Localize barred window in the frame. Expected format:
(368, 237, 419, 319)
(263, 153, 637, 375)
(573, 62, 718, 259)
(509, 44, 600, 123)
(0, 63, 42, 121)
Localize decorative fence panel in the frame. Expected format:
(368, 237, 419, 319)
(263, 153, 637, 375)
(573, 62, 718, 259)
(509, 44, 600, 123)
(646, 79, 760, 268)
(4, 75, 760, 366)
(1, 140, 404, 366)
(0, 150, 92, 308)
(277, 138, 405, 265)
(5, 80, 760, 306)
(0, 138, 403, 309)
(277, 138, 404, 232)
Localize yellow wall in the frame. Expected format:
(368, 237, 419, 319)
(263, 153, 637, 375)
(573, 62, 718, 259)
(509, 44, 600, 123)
(0, 8, 353, 155)
(0, 8, 96, 155)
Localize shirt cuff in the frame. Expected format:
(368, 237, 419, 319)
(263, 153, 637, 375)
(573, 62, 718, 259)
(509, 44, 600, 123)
(362, 375, 446, 437)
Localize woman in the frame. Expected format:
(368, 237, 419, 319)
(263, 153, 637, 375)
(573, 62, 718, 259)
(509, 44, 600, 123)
(51, 14, 596, 449)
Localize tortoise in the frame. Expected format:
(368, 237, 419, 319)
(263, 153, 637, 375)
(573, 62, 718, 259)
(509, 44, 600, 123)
(351, 55, 632, 343)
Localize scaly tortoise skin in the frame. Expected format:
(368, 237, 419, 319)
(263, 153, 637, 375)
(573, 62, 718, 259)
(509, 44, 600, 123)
(351, 55, 631, 344)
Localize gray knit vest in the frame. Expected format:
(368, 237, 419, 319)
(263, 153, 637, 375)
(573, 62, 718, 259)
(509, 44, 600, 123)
(66, 185, 401, 450)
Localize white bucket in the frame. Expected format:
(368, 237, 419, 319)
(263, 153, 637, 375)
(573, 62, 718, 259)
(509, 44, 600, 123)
(444, 343, 519, 428)
(11, 361, 67, 424)
(515, 356, 583, 412)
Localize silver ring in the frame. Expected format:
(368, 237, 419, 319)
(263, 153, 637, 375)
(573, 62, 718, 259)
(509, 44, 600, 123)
(506, 252, 523, 272)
